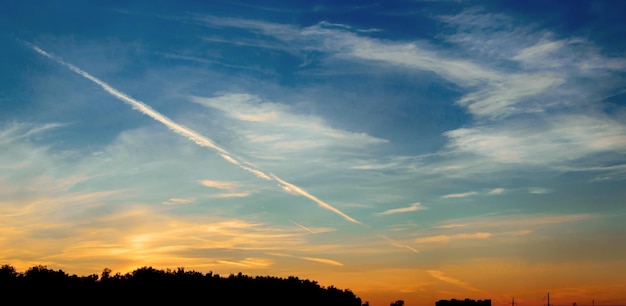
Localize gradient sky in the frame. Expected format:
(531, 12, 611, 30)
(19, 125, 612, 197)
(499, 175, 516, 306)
(1, 1, 626, 305)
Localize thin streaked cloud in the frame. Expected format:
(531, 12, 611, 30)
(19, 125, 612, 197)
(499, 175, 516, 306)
(267, 252, 344, 266)
(528, 187, 552, 194)
(441, 191, 479, 199)
(416, 232, 492, 243)
(299, 256, 344, 267)
(162, 197, 196, 205)
(376, 202, 426, 216)
(0, 122, 68, 145)
(290, 220, 318, 234)
(427, 270, 482, 292)
(487, 188, 505, 195)
(217, 258, 273, 268)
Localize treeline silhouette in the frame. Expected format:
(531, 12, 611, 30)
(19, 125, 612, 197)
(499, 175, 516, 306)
(0, 264, 364, 305)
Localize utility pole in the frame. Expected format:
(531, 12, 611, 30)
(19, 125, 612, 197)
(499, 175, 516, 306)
(548, 293, 550, 306)
(511, 297, 516, 306)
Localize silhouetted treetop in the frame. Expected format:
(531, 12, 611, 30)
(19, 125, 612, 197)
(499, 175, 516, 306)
(0, 264, 362, 306)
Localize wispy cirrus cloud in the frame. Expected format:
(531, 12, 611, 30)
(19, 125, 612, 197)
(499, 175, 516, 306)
(189, 93, 388, 157)
(199, 179, 250, 198)
(416, 232, 491, 243)
(528, 187, 552, 194)
(487, 188, 505, 195)
(196, 15, 499, 87)
(441, 192, 478, 199)
(217, 258, 272, 268)
(444, 115, 626, 165)
(300, 256, 343, 266)
(0, 122, 68, 145)
(376, 202, 426, 216)
(194, 13, 626, 178)
(512, 39, 568, 63)
(435, 9, 626, 173)
(199, 15, 593, 118)
(377, 234, 419, 254)
(200, 180, 240, 190)
(267, 252, 343, 266)
(162, 197, 196, 205)
(432, 213, 598, 236)
(290, 220, 322, 234)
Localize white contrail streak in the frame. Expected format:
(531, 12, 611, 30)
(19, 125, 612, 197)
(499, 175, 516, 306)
(27, 42, 360, 224)
(377, 234, 419, 253)
(289, 220, 318, 234)
(29, 44, 232, 157)
(271, 174, 360, 224)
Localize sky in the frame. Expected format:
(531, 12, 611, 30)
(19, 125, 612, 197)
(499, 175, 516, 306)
(1, 1, 626, 305)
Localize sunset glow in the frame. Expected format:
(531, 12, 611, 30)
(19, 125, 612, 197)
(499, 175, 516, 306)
(1, 1, 625, 306)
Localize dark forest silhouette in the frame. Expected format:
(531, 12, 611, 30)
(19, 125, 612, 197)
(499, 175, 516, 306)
(0, 264, 365, 305)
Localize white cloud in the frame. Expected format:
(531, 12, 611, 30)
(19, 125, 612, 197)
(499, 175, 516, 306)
(444, 115, 626, 166)
(299, 256, 343, 266)
(162, 197, 196, 205)
(456, 72, 565, 118)
(187, 14, 626, 180)
(441, 192, 478, 199)
(200, 180, 239, 191)
(197, 16, 499, 86)
(199, 180, 251, 198)
(487, 188, 505, 195)
(189, 93, 388, 155)
(0, 122, 68, 145)
(528, 187, 551, 194)
(210, 192, 251, 198)
(376, 202, 426, 216)
(191, 15, 626, 182)
(513, 39, 567, 62)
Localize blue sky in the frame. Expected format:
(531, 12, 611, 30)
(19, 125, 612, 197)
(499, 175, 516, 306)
(1, 1, 626, 305)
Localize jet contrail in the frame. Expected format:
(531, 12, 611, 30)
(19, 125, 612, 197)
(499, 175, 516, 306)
(377, 234, 419, 253)
(27, 42, 360, 224)
(272, 174, 360, 224)
(289, 220, 318, 234)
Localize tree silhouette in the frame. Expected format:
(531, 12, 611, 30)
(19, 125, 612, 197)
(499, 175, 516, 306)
(391, 300, 405, 306)
(0, 264, 363, 306)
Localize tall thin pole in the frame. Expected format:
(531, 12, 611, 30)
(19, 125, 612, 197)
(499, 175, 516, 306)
(547, 293, 550, 306)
